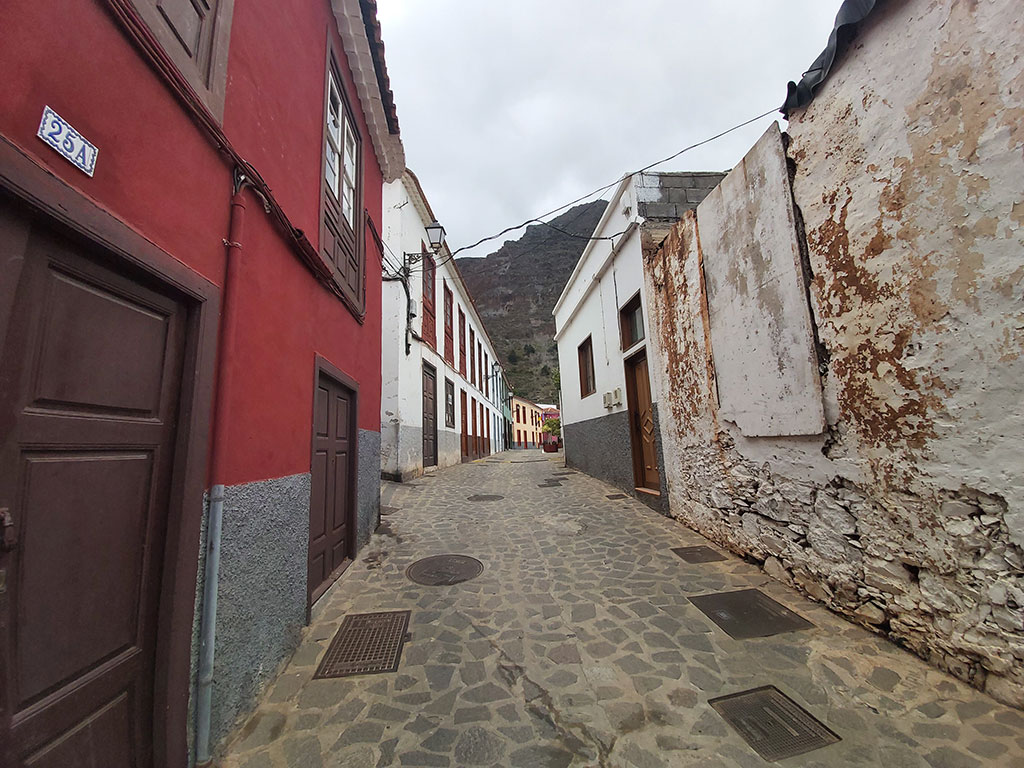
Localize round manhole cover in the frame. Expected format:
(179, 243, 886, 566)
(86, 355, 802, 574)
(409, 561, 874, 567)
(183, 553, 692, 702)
(406, 555, 484, 586)
(467, 494, 504, 502)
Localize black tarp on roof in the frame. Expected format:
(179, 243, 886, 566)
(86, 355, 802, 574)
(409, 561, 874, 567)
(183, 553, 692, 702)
(781, 0, 882, 116)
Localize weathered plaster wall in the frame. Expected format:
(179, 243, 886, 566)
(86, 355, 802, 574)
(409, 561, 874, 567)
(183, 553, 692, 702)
(645, 0, 1024, 709)
(357, 429, 382, 548)
(189, 474, 310, 756)
(698, 124, 825, 437)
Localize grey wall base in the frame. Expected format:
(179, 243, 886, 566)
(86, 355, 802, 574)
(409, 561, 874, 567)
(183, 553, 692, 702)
(564, 407, 668, 512)
(357, 428, 381, 546)
(188, 433, 380, 761)
(189, 472, 311, 762)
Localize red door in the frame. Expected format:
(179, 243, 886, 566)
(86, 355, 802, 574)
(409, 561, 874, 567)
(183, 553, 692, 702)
(308, 370, 356, 605)
(0, 210, 187, 767)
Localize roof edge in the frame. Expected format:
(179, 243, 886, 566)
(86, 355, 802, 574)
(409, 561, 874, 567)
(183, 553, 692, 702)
(332, 0, 405, 182)
(781, 0, 882, 116)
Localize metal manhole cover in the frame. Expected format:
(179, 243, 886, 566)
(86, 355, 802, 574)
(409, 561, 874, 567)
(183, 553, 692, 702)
(313, 610, 411, 679)
(406, 555, 484, 586)
(467, 494, 504, 501)
(671, 545, 726, 563)
(606, 493, 627, 500)
(710, 686, 840, 761)
(689, 589, 814, 639)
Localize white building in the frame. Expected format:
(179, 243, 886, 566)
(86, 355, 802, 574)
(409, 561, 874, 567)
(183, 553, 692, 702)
(552, 171, 724, 507)
(381, 170, 508, 480)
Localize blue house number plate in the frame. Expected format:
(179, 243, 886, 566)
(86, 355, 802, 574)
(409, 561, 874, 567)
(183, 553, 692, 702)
(37, 106, 98, 177)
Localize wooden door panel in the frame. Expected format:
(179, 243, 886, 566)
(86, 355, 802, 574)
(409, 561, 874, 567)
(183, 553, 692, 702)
(310, 450, 328, 541)
(25, 692, 134, 768)
(308, 370, 356, 604)
(422, 365, 437, 467)
(331, 447, 349, 530)
(17, 452, 153, 706)
(1, 215, 187, 767)
(625, 352, 660, 491)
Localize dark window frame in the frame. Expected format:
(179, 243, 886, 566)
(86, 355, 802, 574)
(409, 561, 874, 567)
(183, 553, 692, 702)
(120, 0, 236, 121)
(619, 292, 645, 350)
(578, 335, 596, 398)
(444, 378, 456, 428)
(443, 281, 454, 365)
(421, 246, 436, 348)
(469, 328, 476, 387)
(319, 43, 365, 317)
(458, 306, 467, 376)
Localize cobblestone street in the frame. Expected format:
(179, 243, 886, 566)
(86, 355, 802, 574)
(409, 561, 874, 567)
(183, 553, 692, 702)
(221, 454, 1024, 768)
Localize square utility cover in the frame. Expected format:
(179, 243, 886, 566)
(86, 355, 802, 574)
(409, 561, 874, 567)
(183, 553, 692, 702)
(689, 589, 813, 639)
(671, 545, 727, 563)
(711, 686, 840, 761)
(314, 610, 411, 679)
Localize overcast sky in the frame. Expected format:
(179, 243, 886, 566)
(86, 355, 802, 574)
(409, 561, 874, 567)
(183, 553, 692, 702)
(376, 1, 843, 259)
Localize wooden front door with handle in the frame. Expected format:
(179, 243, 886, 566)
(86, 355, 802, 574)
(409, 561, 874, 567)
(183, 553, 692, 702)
(422, 364, 437, 467)
(308, 368, 357, 605)
(625, 350, 660, 492)
(0, 206, 188, 768)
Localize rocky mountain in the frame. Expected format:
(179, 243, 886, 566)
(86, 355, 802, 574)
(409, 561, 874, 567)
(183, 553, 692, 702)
(457, 200, 608, 404)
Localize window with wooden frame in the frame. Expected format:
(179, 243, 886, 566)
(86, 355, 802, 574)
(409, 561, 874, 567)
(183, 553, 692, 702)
(578, 336, 596, 397)
(122, 0, 235, 120)
(484, 352, 489, 397)
(421, 246, 436, 348)
(458, 307, 467, 376)
(445, 378, 455, 428)
(477, 341, 483, 391)
(469, 329, 476, 386)
(620, 292, 645, 349)
(443, 281, 454, 365)
(321, 54, 364, 313)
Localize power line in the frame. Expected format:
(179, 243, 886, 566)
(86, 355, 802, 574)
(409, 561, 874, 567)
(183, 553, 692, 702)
(424, 106, 778, 270)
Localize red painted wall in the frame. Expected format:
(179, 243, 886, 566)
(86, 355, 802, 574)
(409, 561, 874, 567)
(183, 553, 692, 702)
(0, 0, 385, 486)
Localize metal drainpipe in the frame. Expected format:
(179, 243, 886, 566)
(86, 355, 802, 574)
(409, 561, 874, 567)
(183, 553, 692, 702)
(195, 170, 249, 766)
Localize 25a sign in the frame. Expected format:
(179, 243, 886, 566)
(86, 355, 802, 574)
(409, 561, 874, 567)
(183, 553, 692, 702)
(37, 106, 98, 177)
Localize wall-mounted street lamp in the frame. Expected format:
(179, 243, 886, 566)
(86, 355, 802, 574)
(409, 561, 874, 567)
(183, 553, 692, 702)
(405, 219, 446, 263)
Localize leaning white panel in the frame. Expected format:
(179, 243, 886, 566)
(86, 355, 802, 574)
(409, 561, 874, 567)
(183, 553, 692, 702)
(697, 122, 825, 437)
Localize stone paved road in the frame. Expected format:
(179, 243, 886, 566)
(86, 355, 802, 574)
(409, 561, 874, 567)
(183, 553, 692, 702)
(221, 453, 1024, 767)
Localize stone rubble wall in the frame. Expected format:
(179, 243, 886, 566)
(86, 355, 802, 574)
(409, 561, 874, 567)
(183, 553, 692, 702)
(643, 0, 1024, 708)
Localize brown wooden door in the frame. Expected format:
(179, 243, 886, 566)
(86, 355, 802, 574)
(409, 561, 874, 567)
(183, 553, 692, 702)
(625, 351, 660, 491)
(460, 389, 468, 461)
(471, 397, 478, 459)
(422, 364, 437, 467)
(0, 213, 187, 768)
(309, 371, 356, 605)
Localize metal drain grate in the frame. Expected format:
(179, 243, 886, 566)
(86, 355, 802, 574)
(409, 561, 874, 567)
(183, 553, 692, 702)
(467, 494, 504, 501)
(406, 554, 484, 586)
(671, 545, 726, 563)
(710, 686, 840, 761)
(689, 589, 814, 639)
(606, 493, 627, 500)
(313, 610, 411, 679)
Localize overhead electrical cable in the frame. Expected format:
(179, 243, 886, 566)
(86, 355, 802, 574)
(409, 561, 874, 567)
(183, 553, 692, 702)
(417, 107, 778, 272)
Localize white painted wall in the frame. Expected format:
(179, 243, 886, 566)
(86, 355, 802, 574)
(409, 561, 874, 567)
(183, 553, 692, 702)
(554, 177, 657, 428)
(381, 172, 507, 478)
